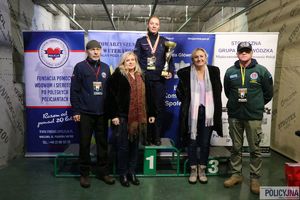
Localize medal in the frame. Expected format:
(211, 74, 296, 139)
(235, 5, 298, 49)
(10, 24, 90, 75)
(146, 34, 160, 70)
(147, 56, 156, 70)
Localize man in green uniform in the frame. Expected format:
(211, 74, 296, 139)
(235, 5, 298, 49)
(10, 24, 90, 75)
(223, 42, 273, 194)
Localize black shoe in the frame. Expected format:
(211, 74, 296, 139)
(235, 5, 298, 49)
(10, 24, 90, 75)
(143, 140, 151, 146)
(99, 175, 115, 185)
(128, 174, 140, 185)
(154, 139, 161, 146)
(120, 175, 130, 187)
(80, 176, 90, 188)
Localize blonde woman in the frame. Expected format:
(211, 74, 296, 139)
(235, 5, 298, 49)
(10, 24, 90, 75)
(107, 51, 155, 187)
(176, 48, 223, 184)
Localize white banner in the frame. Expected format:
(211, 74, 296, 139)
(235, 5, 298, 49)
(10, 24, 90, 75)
(23, 31, 85, 155)
(211, 32, 278, 153)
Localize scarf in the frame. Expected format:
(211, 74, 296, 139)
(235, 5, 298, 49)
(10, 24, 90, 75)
(127, 73, 147, 141)
(189, 65, 214, 140)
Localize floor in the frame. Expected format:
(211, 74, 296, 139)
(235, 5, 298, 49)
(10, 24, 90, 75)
(0, 150, 293, 200)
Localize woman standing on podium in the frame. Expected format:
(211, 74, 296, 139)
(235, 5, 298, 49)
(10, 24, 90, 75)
(107, 51, 155, 187)
(176, 48, 223, 184)
(134, 15, 174, 146)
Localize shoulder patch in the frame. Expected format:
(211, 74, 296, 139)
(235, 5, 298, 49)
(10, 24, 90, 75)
(229, 74, 238, 79)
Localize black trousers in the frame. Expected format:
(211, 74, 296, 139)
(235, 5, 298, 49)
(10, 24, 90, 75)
(188, 105, 213, 166)
(112, 117, 139, 176)
(146, 79, 166, 142)
(79, 113, 109, 177)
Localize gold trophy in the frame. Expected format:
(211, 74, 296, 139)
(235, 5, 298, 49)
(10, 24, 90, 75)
(161, 41, 177, 77)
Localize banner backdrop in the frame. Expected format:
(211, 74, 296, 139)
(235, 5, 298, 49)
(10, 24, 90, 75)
(23, 31, 278, 155)
(212, 32, 278, 154)
(23, 31, 85, 155)
(88, 31, 215, 144)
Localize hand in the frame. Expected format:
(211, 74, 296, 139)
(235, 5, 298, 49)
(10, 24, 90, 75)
(112, 117, 120, 125)
(165, 72, 172, 79)
(73, 115, 80, 122)
(148, 117, 155, 124)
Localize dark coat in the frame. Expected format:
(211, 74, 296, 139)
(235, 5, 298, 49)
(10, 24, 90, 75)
(134, 35, 175, 81)
(176, 65, 223, 146)
(106, 68, 154, 119)
(224, 59, 273, 120)
(70, 58, 111, 115)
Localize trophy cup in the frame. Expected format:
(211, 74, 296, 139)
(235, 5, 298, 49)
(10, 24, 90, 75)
(161, 41, 177, 77)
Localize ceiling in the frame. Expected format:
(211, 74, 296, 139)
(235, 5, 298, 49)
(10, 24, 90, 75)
(33, 0, 260, 32)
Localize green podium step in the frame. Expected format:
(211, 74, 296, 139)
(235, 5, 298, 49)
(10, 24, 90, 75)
(183, 146, 230, 176)
(54, 141, 230, 177)
(54, 144, 100, 177)
(143, 138, 181, 177)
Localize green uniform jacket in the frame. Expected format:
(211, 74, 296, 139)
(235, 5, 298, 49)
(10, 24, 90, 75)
(224, 59, 273, 120)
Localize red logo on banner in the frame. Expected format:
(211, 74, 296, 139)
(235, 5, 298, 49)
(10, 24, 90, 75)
(45, 47, 63, 60)
(39, 38, 69, 68)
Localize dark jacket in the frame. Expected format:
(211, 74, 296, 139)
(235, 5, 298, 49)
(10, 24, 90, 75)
(224, 59, 273, 120)
(176, 65, 223, 146)
(70, 58, 111, 115)
(106, 68, 154, 119)
(134, 35, 174, 81)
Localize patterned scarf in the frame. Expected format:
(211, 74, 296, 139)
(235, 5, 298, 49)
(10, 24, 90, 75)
(189, 65, 214, 140)
(127, 73, 147, 141)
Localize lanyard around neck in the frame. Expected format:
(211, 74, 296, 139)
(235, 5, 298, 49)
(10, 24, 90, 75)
(85, 60, 101, 80)
(240, 64, 246, 86)
(146, 34, 160, 55)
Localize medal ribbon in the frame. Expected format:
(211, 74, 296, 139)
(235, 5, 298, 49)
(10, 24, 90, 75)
(146, 34, 160, 55)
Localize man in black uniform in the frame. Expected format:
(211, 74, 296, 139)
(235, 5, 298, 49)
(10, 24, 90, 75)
(70, 40, 115, 188)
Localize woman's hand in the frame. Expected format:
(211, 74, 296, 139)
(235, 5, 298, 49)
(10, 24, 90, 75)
(164, 72, 172, 79)
(73, 115, 80, 122)
(148, 117, 155, 124)
(112, 117, 120, 125)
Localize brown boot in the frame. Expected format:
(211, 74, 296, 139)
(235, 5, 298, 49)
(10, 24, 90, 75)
(198, 165, 208, 184)
(188, 165, 197, 184)
(224, 175, 243, 188)
(80, 176, 90, 188)
(250, 179, 260, 194)
(100, 175, 115, 185)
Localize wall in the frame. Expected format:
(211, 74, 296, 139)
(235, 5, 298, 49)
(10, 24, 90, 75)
(201, 7, 248, 32)
(247, 0, 300, 162)
(0, 0, 70, 167)
(0, 0, 27, 167)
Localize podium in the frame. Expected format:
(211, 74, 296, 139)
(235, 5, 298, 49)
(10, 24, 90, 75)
(143, 138, 181, 176)
(54, 140, 230, 177)
(54, 138, 181, 177)
(54, 144, 98, 177)
(183, 146, 230, 176)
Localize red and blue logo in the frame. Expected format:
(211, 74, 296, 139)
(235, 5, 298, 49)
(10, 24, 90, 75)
(39, 38, 69, 68)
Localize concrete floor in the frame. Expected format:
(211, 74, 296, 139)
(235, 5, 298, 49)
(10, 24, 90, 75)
(0, 150, 293, 200)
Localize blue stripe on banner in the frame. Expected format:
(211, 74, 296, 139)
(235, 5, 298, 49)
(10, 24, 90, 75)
(23, 31, 85, 51)
(162, 33, 215, 64)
